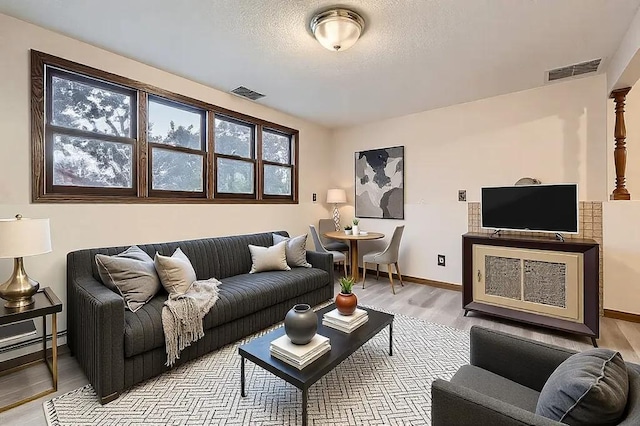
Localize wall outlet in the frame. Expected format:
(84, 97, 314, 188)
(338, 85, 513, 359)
(458, 190, 467, 202)
(437, 254, 446, 267)
(312, 193, 317, 202)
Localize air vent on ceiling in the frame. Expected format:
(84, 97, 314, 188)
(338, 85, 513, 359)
(230, 86, 265, 101)
(547, 59, 601, 82)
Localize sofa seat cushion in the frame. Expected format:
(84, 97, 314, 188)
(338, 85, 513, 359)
(123, 267, 329, 358)
(451, 365, 541, 413)
(202, 268, 329, 330)
(124, 294, 166, 358)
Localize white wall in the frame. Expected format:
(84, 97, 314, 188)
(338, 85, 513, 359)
(607, 4, 640, 92)
(603, 85, 640, 314)
(331, 75, 608, 286)
(0, 13, 332, 354)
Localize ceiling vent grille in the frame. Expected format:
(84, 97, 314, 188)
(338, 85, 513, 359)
(547, 59, 601, 82)
(230, 86, 265, 101)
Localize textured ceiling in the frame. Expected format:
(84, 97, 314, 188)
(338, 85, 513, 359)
(1, 0, 639, 128)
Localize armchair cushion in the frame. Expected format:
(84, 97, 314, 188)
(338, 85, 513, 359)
(536, 349, 629, 426)
(452, 365, 541, 413)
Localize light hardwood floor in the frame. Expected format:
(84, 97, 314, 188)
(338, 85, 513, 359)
(2, 280, 640, 425)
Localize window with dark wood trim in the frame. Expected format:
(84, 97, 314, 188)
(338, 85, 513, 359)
(31, 50, 299, 204)
(45, 68, 138, 196)
(262, 128, 294, 199)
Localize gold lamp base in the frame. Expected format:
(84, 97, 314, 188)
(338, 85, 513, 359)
(0, 257, 39, 309)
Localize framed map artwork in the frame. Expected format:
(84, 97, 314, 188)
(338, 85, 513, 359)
(355, 146, 404, 219)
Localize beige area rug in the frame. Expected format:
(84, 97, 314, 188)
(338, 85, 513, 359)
(44, 309, 469, 425)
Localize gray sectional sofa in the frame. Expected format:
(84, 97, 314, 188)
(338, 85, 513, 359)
(67, 231, 333, 403)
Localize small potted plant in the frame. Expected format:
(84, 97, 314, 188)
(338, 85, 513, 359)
(336, 276, 357, 315)
(344, 225, 353, 235)
(352, 218, 360, 236)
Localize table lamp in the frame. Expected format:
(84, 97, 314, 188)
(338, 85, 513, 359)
(326, 189, 347, 231)
(0, 214, 52, 308)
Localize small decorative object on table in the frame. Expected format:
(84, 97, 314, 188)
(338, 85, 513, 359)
(323, 307, 369, 333)
(344, 225, 353, 235)
(284, 304, 318, 345)
(270, 333, 330, 370)
(352, 219, 360, 236)
(336, 276, 357, 315)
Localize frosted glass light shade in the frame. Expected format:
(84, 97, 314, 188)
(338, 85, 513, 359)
(327, 188, 347, 204)
(311, 9, 365, 52)
(0, 216, 52, 258)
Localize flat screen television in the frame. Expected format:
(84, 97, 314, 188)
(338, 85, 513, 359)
(481, 184, 579, 234)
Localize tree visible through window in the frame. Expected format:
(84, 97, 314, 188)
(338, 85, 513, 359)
(48, 71, 136, 190)
(214, 117, 255, 196)
(263, 130, 293, 196)
(148, 97, 205, 194)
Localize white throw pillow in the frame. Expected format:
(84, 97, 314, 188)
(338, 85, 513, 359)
(154, 247, 197, 295)
(272, 233, 312, 268)
(248, 241, 291, 273)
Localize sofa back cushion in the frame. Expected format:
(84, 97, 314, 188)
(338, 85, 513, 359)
(75, 231, 289, 284)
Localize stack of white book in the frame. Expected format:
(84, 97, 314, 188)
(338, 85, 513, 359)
(322, 308, 368, 333)
(270, 334, 331, 370)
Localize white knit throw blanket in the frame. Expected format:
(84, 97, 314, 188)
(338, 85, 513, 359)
(162, 278, 220, 367)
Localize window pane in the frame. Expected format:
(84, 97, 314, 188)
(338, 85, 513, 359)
(51, 76, 132, 137)
(148, 98, 203, 150)
(152, 148, 203, 192)
(263, 131, 290, 164)
(217, 158, 254, 194)
(264, 165, 292, 196)
(214, 118, 253, 158)
(53, 134, 132, 188)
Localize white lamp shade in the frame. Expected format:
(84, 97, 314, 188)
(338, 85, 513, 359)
(0, 217, 52, 258)
(313, 17, 362, 51)
(326, 189, 347, 204)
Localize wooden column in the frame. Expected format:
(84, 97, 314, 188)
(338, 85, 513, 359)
(611, 87, 632, 200)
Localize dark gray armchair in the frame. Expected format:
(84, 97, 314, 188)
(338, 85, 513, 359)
(431, 326, 640, 426)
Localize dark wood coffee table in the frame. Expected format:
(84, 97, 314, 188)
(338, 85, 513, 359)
(238, 304, 394, 426)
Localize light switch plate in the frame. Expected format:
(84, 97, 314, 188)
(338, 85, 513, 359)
(437, 254, 446, 266)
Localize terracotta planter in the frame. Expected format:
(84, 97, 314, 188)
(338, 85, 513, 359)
(335, 292, 357, 315)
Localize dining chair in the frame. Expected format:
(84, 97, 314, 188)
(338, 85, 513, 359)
(318, 218, 349, 252)
(362, 225, 405, 294)
(309, 225, 348, 277)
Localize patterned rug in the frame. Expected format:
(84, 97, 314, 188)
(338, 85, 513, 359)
(44, 309, 470, 425)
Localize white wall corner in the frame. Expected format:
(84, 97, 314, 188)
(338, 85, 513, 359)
(607, 5, 640, 93)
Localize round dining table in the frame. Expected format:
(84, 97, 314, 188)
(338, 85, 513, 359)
(323, 231, 385, 282)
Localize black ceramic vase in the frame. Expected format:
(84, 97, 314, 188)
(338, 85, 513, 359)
(284, 304, 318, 345)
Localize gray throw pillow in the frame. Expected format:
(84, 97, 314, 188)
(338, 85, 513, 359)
(248, 241, 291, 273)
(95, 246, 161, 312)
(273, 233, 312, 268)
(536, 349, 629, 426)
(154, 247, 197, 295)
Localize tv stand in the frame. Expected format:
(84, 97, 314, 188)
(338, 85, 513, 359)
(463, 233, 599, 346)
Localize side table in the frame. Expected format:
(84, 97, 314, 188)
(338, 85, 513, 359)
(0, 287, 62, 412)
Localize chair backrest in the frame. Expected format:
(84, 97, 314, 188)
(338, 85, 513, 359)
(318, 218, 335, 245)
(384, 225, 405, 261)
(309, 225, 328, 254)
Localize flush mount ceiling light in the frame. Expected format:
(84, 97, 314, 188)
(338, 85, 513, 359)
(310, 8, 365, 52)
